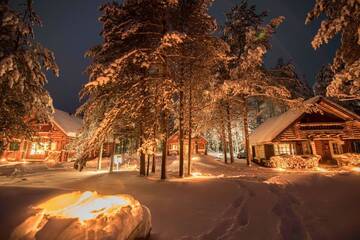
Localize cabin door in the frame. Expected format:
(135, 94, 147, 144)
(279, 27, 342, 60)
(315, 140, 333, 163)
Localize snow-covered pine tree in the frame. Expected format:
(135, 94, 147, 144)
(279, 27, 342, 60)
(215, 2, 293, 166)
(77, 0, 176, 176)
(269, 58, 313, 99)
(219, 8, 296, 165)
(161, 0, 223, 177)
(0, 0, 58, 152)
(306, 0, 360, 100)
(205, 1, 267, 165)
(313, 64, 334, 96)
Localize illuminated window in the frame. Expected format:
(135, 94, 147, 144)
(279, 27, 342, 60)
(30, 142, 49, 155)
(274, 143, 294, 155)
(255, 145, 265, 159)
(50, 142, 57, 151)
(172, 144, 178, 150)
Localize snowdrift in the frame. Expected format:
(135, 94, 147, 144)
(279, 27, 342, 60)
(267, 155, 321, 169)
(334, 153, 360, 167)
(10, 191, 151, 240)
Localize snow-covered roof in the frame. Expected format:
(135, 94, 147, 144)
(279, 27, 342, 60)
(53, 109, 83, 137)
(249, 96, 360, 145)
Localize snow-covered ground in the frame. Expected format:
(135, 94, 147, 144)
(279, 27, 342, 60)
(0, 155, 360, 239)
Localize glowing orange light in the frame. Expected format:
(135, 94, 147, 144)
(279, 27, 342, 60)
(11, 192, 149, 240)
(351, 167, 360, 173)
(191, 172, 203, 177)
(316, 167, 328, 173)
(275, 167, 286, 172)
(36, 191, 130, 222)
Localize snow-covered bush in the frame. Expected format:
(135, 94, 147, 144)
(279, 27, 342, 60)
(334, 153, 360, 167)
(267, 155, 321, 169)
(10, 192, 152, 240)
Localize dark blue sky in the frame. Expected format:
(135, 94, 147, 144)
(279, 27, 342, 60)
(27, 0, 338, 113)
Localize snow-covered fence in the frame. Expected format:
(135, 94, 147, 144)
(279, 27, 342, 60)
(267, 155, 321, 169)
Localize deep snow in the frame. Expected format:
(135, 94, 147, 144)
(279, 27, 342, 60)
(0, 155, 360, 240)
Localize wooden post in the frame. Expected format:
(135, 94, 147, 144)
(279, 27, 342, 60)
(98, 143, 103, 171)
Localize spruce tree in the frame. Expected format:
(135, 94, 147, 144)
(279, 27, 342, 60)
(0, 0, 58, 151)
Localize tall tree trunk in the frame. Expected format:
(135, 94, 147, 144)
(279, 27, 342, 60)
(98, 143, 103, 171)
(160, 110, 168, 180)
(221, 116, 228, 164)
(152, 152, 156, 173)
(243, 100, 251, 166)
(152, 127, 156, 173)
(187, 80, 192, 176)
(226, 103, 234, 163)
(109, 136, 116, 173)
(146, 154, 150, 176)
(179, 89, 184, 178)
(139, 126, 146, 176)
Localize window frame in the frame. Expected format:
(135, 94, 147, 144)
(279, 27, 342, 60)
(9, 142, 20, 151)
(30, 142, 49, 155)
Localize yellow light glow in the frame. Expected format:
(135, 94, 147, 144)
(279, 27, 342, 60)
(36, 191, 130, 222)
(316, 167, 328, 173)
(191, 172, 203, 177)
(351, 167, 360, 173)
(275, 168, 286, 172)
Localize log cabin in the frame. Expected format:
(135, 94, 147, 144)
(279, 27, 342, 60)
(250, 96, 360, 165)
(167, 132, 208, 156)
(0, 109, 83, 162)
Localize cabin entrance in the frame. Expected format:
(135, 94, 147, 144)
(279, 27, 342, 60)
(315, 140, 334, 164)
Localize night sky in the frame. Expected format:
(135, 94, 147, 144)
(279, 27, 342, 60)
(27, 0, 339, 113)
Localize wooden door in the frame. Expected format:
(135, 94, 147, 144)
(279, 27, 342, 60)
(315, 140, 333, 163)
(322, 141, 332, 161)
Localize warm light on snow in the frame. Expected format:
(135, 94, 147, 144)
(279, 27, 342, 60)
(191, 172, 203, 177)
(274, 167, 286, 172)
(36, 191, 130, 222)
(316, 167, 328, 173)
(11, 191, 151, 240)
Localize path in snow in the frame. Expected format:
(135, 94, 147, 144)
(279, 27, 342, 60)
(0, 156, 360, 239)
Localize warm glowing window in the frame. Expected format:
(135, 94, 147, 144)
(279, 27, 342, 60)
(255, 145, 265, 159)
(31, 142, 49, 155)
(50, 142, 57, 151)
(274, 143, 294, 155)
(172, 144, 178, 150)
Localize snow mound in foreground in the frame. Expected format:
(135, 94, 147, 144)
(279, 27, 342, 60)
(10, 191, 151, 240)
